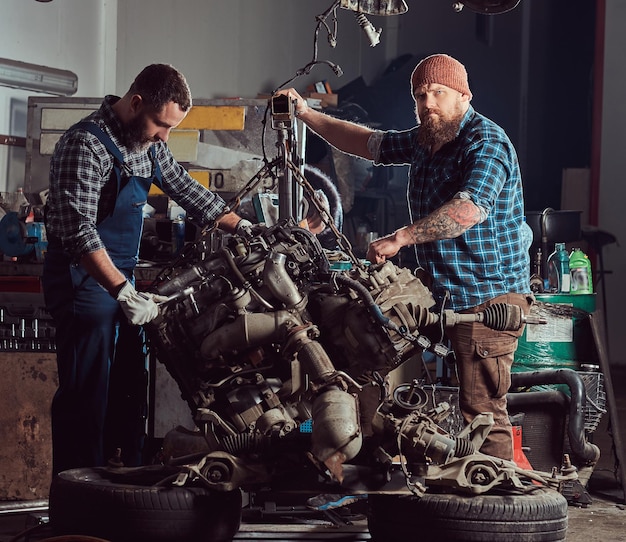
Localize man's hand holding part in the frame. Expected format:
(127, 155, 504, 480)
(367, 231, 406, 264)
(116, 281, 166, 326)
(274, 88, 309, 118)
(235, 218, 253, 235)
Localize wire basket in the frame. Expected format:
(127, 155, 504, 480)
(579, 371, 607, 433)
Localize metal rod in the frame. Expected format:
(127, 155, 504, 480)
(0, 134, 26, 147)
(0, 499, 48, 515)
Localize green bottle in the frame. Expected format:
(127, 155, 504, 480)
(569, 248, 593, 295)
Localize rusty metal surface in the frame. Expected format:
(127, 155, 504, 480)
(0, 353, 57, 501)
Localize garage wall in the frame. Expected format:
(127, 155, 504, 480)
(0, 0, 117, 192)
(599, 0, 626, 364)
(114, 0, 397, 98)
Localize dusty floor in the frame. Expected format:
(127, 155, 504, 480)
(568, 493, 626, 542)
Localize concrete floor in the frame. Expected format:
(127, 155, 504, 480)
(568, 493, 626, 542)
(1, 367, 625, 541)
(1, 491, 624, 541)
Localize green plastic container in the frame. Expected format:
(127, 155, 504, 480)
(569, 248, 593, 294)
(513, 293, 597, 373)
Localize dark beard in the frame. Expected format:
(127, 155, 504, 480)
(122, 114, 153, 153)
(417, 112, 463, 149)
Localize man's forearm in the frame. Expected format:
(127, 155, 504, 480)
(297, 107, 374, 160)
(399, 198, 482, 246)
(274, 87, 375, 159)
(80, 249, 127, 296)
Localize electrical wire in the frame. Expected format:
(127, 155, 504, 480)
(272, 0, 343, 93)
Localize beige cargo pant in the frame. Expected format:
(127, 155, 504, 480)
(446, 292, 534, 460)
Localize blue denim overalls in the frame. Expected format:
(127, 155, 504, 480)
(43, 121, 162, 475)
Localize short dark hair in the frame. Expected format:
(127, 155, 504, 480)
(129, 64, 192, 111)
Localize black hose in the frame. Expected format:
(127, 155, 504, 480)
(334, 273, 395, 329)
(509, 369, 600, 464)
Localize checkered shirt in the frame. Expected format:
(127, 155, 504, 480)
(46, 95, 227, 257)
(375, 105, 531, 311)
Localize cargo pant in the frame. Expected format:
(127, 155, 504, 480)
(445, 293, 534, 460)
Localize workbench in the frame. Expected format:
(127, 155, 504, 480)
(0, 259, 181, 502)
(0, 260, 164, 286)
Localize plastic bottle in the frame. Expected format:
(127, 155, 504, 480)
(11, 187, 29, 215)
(171, 215, 185, 256)
(547, 242, 570, 293)
(569, 248, 593, 294)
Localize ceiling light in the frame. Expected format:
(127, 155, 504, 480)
(0, 58, 78, 96)
(452, 0, 522, 14)
(339, 0, 408, 16)
(339, 0, 408, 47)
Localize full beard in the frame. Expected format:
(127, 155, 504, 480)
(417, 107, 463, 149)
(122, 114, 154, 153)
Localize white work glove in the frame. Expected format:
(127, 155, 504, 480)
(235, 218, 253, 236)
(116, 281, 165, 326)
(235, 219, 268, 239)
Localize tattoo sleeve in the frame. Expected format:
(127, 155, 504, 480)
(406, 198, 482, 244)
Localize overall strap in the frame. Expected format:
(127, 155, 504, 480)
(73, 121, 124, 165)
(73, 120, 163, 193)
(71, 121, 124, 221)
(148, 145, 163, 191)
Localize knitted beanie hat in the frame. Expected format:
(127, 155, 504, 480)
(411, 54, 472, 99)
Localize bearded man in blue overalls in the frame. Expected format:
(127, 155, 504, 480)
(43, 64, 247, 476)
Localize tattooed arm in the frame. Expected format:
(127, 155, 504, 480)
(366, 197, 482, 264)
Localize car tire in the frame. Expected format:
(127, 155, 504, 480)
(367, 485, 568, 541)
(49, 466, 242, 542)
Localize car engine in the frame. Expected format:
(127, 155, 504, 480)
(144, 216, 572, 498)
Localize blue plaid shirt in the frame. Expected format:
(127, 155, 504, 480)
(375, 105, 530, 311)
(46, 95, 227, 258)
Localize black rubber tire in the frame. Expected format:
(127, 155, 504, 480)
(49, 466, 242, 542)
(367, 486, 568, 541)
